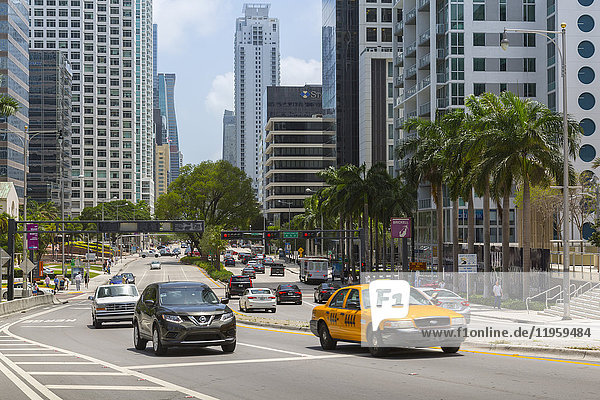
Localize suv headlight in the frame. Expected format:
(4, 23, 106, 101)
(452, 317, 466, 326)
(221, 312, 234, 322)
(382, 320, 414, 329)
(162, 314, 183, 323)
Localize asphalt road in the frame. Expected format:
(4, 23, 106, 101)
(0, 253, 598, 400)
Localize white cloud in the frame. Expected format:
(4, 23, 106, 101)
(281, 57, 322, 86)
(154, 0, 231, 53)
(205, 72, 234, 116)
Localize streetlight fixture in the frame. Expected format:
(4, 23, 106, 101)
(501, 23, 571, 320)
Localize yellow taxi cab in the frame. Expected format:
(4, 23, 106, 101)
(309, 284, 467, 357)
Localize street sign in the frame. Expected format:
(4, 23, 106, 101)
(26, 223, 39, 250)
(283, 232, 299, 238)
(391, 218, 412, 238)
(0, 248, 11, 266)
(298, 247, 304, 257)
(458, 265, 477, 273)
(19, 258, 36, 274)
(459, 254, 477, 266)
(172, 221, 205, 233)
(409, 262, 427, 271)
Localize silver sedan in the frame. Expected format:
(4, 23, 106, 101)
(419, 288, 471, 323)
(239, 288, 276, 313)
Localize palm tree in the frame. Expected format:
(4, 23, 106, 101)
(477, 92, 580, 297)
(0, 94, 19, 118)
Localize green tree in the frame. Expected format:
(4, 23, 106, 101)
(155, 161, 259, 250)
(199, 225, 228, 269)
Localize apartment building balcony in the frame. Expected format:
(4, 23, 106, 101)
(418, 198, 432, 210)
(418, 75, 431, 90)
(418, 29, 430, 46)
(406, 110, 417, 120)
(418, 102, 431, 116)
(395, 74, 404, 88)
(395, 52, 404, 67)
(406, 42, 417, 57)
(418, 53, 430, 69)
(395, 21, 404, 36)
(405, 64, 417, 80)
(405, 85, 417, 100)
(405, 8, 416, 24)
(418, 0, 430, 11)
(436, 48, 447, 60)
(436, 72, 448, 84)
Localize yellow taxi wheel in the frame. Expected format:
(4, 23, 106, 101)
(367, 330, 389, 357)
(318, 322, 337, 351)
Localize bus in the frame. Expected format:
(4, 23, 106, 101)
(299, 257, 329, 284)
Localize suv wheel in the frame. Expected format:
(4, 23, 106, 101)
(93, 315, 102, 329)
(441, 346, 460, 354)
(152, 325, 168, 356)
(318, 323, 337, 351)
(133, 321, 147, 350)
(221, 341, 236, 353)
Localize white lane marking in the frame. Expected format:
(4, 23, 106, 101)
(180, 263, 189, 280)
(0, 344, 37, 346)
(16, 361, 96, 365)
(4, 353, 73, 357)
(46, 385, 176, 391)
(30, 371, 127, 376)
(302, 300, 317, 307)
(0, 357, 45, 400)
(72, 307, 90, 310)
(236, 342, 311, 357)
(0, 348, 53, 351)
(128, 354, 351, 370)
(0, 352, 63, 400)
(17, 326, 75, 328)
(4, 306, 222, 400)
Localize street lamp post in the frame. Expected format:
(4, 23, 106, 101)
(501, 23, 571, 319)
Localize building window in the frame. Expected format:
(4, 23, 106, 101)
(474, 83, 486, 96)
(500, 83, 507, 92)
(381, 28, 392, 42)
(366, 8, 377, 22)
(473, 58, 485, 71)
(473, 0, 485, 21)
(451, 83, 464, 105)
(523, 83, 536, 97)
(500, 0, 506, 21)
(451, 57, 464, 80)
(451, 32, 464, 54)
(473, 33, 485, 46)
(523, 0, 535, 22)
(366, 27, 377, 42)
(523, 58, 535, 72)
(499, 58, 506, 71)
(450, 1, 464, 29)
(523, 33, 535, 47)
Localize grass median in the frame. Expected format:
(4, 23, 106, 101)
(180, 256, 233, 283)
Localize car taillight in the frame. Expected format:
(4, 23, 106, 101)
(461, 301, 470, 306)
(248, 296, 256, 299)
(321, 290, 327, 293)
(295, 292, 301, 295)
(268, 296, 275, 299)
(279, 291, 286, 295)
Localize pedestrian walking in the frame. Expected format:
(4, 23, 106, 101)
(75, 273, 82, 291)
(64, 276, 70, 291)
(84, 272, 89, 289)
(44, 275, 50, 288)
(493, 280, 503, 309)
(53, 276, 59, 292)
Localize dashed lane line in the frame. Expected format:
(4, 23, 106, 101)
(30, 371, 127, 376)
(46, 385, 176, 392)
(236, 342, 311, 357)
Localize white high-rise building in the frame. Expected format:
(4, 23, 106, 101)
(234, 3, 280, 190)
(31, 0, 154, 215)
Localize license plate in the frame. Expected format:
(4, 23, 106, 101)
(444, 304, 458, 309)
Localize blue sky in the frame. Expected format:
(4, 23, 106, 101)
(154, 0, 323, 165)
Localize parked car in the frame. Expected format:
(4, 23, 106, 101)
(419, 288, 471, 323)
(275, 284, 302, 305)
(241, 266, 256, 279)
(239, 288, 276, 313)
(89, 284, 140, 328)
(150, 260, 161, 270)
(225, 275, 253, 298)
(133, 282, 235, 355)
(314, 282, 341, 303)
(122, 272, 135, 284)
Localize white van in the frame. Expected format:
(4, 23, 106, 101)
(299, 257, 329, 284)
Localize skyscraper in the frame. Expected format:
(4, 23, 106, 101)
(234, 3, 280, 190)
(30, 0, 154, 215)
(28, 50, 72, 213)
(222, 110, 237, 166)
(152, 24, 159, 109)
(0, 0, 29, 200)
(157, 73, 180, 184)
(322, 0, 359, 167)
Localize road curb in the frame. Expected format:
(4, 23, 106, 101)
(462, 341, 600, 361)
(235, 315, 311, 332)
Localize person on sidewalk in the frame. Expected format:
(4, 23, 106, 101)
(74, 273, 82, 291)
(53, 276, 59, 293)
(84, 272, 89, 289)
(64, 276, 70, 291)
(44, 275, 50, 288)
(493, 280, 503, 309)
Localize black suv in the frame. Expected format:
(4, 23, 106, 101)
(225, 275, 253, 298)
(133, 282, 236, 356)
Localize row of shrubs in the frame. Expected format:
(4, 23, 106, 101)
(180, 257, 233, 282)
(462, 294, 552, 311)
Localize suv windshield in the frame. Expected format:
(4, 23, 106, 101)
(159, 287, 219, 306)
(97, 285, 138, 298)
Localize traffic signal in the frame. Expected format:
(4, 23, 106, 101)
(221, 231, 242, 240)
(264, 231, 280, 239)
(303, 231, 317, 238)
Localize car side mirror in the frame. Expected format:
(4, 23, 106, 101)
(220, 297, 229, 304)
(88, 296, 94, 301)
(347, 302, 360, 310)
(144, 299, 155, 307)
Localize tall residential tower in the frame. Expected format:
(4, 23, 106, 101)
(234, 3, 280, 190)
